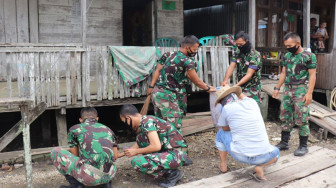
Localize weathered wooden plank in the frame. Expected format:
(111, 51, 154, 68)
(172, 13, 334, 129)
(17, 53, 23, 97)
(0, 102, 46, 152)
(70, 52, 77, 104)
(66, 52, 71, 105)
(28, 0, 39, 42)
(107, 52, 113, 100)
(34, 53, 41, 104)
(0, 0, 5, 43)
(6, 54, 12, 99)
(202, 47, 209, 84)
(113, 62, 119, 98)
(81, 51, 86, 106)
(56, 108, 68, 146)
(81, 0, 87, 46)
(23, 53, 30, 97)
(96, 46, 102, 101)
(281, 165, 336, 188)
(210, 47, 216, 86)
(76, 51, 82, 100)
(16, 0, 29, 43)
(46, 53, 52, 106)
(28, 53, 35, 105)
(85, 49, 91, 102)
(197, 48, 204, 91)
(40, 53, 46, 103)
(55, 52, 60, 106)
(102, 46, 108, 99)
(4, 0, 17, 43)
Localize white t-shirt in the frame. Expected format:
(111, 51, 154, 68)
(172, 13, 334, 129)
(217, 97, 274, 156)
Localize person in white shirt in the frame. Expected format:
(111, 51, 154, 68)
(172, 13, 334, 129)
(214, 86, 280, 182)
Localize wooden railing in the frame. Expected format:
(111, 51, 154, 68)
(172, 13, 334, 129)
(0, 45, 233, 112)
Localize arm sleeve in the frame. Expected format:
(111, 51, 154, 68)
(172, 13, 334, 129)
(158, 53, 169, 65)
(217, 107, 228, 127)
(111, 131, 118, 148)
(68, 129, 78, 148)
(306, 53, 317, 69)
(248, 52, 261, 70)
(183, 59, 197, 71)
(142, 119, 158, 134)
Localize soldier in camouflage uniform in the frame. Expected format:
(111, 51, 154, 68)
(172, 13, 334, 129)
(120, 104, 187, 188)
(221, 31, 262, 105)
(147, 35, 216, 131)
(272, 32, 317, 157)
(51, 107, 124, 188)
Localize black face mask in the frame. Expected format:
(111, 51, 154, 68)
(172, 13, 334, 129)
(286, 45, 299, 54)
(187, 47, 197, 57)
(125, 117, 133, 128)
(238, 41, 251, 54)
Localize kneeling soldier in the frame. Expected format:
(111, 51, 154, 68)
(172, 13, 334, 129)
(120, 104, 187, 188)
(51, 107, 124, 188)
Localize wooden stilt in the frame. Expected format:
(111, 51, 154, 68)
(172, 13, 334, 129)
(21, 104, 33, 188)
(56, 108, 68, 146)
(260, 92, 269, 121)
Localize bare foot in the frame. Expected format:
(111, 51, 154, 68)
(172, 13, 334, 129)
(218, 163, 228, 173)
(254, 166, 267, 181)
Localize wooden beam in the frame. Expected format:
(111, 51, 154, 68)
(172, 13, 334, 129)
(81, 0, 87, 47)
(55, 108, 68, 146)
(28, 0, 39, 43)
(0, 102, 46, 152)
(0, 97, 32, 105)
(303, 0, 310, 48)
(248, 0, 256, 47)
(21, 104, 33, 188)
(333, 0, 336, 49)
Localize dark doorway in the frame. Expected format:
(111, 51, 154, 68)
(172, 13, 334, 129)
(123, 0, 153, 46)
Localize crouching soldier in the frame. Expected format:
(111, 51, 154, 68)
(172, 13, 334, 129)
(119, 104, 187, 188)
(51, 107, 124, 188)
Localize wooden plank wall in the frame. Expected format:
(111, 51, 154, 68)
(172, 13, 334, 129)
(156, 0, 184, 41)
(38, 0, 122, 45)
(315, 50, 336, 90)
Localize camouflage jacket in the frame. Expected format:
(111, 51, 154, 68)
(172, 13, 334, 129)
(156, 51, 198, 94)
(232, 48, 262, 89)
(282, 51, 317, 85)
(68, 119, 117, 172)
(136, 115, 187, 151)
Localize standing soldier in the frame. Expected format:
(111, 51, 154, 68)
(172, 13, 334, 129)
(51, 107, 124, 188)
(120, 104, 188, 188)
(148, 35, 216, 131)
(221, 31, 262, 104)
(272, 32, 317, 156)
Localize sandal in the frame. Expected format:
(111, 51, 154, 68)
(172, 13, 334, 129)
(249, 172, 266, 182)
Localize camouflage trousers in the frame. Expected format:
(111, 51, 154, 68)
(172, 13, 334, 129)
(50, 147, 116, 186)
(243, 87, 261, 105)
(151, 87, 187, 130)
(131, 149, 187, 179)
(280, 86, 310, 136)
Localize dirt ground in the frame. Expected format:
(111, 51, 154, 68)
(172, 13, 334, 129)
(1, 121, 336, 188)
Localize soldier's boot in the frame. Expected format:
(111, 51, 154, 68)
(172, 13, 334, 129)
(294, 136, 309, 156)
(159, 169, 184, 188)
(276, 131, 290, 150)
(100, 182, 112, 188)
(183, 158, 193, 166)
(60, 175, 85, 188)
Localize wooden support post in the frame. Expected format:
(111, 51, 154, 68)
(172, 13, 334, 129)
(56, 108, 68, 146)
(326, 90, 331, 108)
(248, 0, 256, 47)
(0, 102, 47, 152)
(21, 104, 33, 188)
(324, 129, 329, 140)
(303, 0, 310, 48)
(260, 92, 269, 121)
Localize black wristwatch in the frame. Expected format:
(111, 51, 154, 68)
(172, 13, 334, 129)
(205, 85, 210, 91)
(274, 87, 280, 91)
(149, 85, 155, 89)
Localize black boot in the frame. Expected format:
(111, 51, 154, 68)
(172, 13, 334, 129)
(294, 136, 309, 156)
(159, 169, 184, 188)
(183, 158, 193, 166)
(100, 182, 112, 188)
(60, 175, 85, 188)
(276, 131, 290, 150)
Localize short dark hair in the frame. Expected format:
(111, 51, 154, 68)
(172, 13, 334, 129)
(284, 32, 301, 42)
(310, 18, 317, 22)
(80, 107, 98, 119)
(120, 104, 139, 116)
(180, 35, 199, 47)
(234, 31, 249, 41)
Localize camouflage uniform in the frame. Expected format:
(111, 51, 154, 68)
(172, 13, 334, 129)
(131, 115, 188, 179)
(232, 48, 262, 104)
(280, 51, 317, 136)
(50, 119, 117, 186)
(152, 51, 198, 130)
